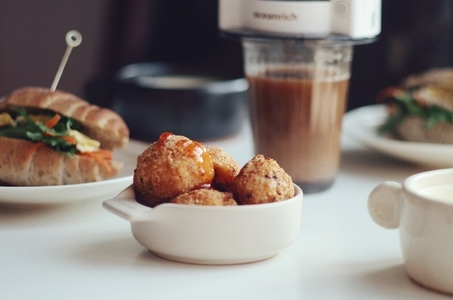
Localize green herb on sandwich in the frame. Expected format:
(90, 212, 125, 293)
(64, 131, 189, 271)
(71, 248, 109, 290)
(378, 87, 453, 135)
(0, 108, 81, 157)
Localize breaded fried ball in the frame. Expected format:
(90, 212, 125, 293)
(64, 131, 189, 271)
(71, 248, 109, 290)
(170, 188, 237, 206)
(234, 154, 295, 205)
(134, 132, 215, 207)
(207, 146, 240, 192)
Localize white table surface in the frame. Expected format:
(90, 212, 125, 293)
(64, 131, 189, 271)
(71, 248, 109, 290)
(1, 121, 451, 300)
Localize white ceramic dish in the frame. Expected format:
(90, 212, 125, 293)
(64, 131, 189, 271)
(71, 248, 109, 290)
(103, 184, 303, 265)
(0, 139, 147, 205)
(368, 168, 453, 295)
(343, 104, 453, 168)
(0, 176, 133, 205)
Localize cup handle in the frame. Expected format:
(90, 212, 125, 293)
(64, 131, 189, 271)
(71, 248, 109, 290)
(368, 181, 403, 229)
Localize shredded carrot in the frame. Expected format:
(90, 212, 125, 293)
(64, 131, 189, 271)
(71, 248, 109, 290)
(81, 149, 113, 160)
(376, 87, 405, 103)
(79, 149, 114, 175)
(25, 142, 44, 162)
(61, 136, 77, 145)
(45, 114, 61, 129)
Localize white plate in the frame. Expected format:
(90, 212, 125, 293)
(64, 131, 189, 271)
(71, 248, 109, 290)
(0, 139, 148, 205)
(343, 104, 453, 168)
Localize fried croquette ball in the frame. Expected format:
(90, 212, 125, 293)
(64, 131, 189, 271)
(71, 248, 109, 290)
(133, 132, 215, 207)
(207, 146, 240, 192)
(234, 154, 295, 205)
(170, 188, 237, 206)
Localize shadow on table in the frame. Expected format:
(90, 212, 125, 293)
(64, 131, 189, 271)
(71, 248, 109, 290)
(75, 233, 263, 270)
(0, 199, 106, 228)
(74, 234, 172, 268)
(341, 148, 429, 182)
(357, 264, 452, 299)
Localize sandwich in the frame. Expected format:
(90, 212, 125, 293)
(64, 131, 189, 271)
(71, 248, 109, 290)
(378, 68, 453, 144)
(0, 87, 129, 186)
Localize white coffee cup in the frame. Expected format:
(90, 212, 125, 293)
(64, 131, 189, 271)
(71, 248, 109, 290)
(368, 168, 453, 295)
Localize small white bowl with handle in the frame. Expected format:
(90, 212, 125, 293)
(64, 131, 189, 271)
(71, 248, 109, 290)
(103, 184, 303, 265)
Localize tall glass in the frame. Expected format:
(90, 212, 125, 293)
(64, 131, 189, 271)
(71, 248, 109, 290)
(242, 39, 353, 193)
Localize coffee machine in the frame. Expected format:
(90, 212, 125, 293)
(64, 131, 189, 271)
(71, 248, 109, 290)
(219, 0, 381, 41)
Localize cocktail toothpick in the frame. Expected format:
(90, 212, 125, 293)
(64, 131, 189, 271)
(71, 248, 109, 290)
(50, 30, 82, 91)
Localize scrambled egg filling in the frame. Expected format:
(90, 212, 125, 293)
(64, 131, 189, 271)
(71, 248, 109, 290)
(0, 113, 15, 127)
(68, 129, 101, 153)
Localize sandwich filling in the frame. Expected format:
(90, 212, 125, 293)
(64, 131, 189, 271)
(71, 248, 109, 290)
(0, 108, 106, 158)
(378, 86, 453, 134)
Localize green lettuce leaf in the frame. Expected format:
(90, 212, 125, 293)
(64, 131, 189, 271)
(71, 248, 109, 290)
(378, 91, 453, 134)
(0, 108, 79, 157)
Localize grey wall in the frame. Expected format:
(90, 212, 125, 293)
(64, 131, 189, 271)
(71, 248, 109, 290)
(0, 1, 112, 97)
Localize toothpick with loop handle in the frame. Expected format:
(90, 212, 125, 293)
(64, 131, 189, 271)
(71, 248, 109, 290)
(50, 30, 82, 91)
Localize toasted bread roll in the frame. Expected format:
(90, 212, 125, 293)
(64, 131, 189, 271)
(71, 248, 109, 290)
(396, 117, 453, 144)
(403, 68, 453, 90)
(380, 68, 453, 144)
(1, 87, 129, 150)
(0, 137, 122, 186)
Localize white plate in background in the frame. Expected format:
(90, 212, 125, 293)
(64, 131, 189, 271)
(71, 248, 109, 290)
(0, 139, 148, 205)
(343, 105, 453, 168)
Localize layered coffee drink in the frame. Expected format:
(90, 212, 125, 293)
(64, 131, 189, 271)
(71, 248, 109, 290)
(242, 39, 353, 193)
(248, 67, 350, 192)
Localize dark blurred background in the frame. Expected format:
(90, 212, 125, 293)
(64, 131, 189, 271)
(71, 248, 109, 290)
(0, 0, 452, 110)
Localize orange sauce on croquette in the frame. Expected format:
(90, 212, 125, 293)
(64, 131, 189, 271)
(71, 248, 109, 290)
(157, 132, 214, 180)
(158, 132, 174, 141)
